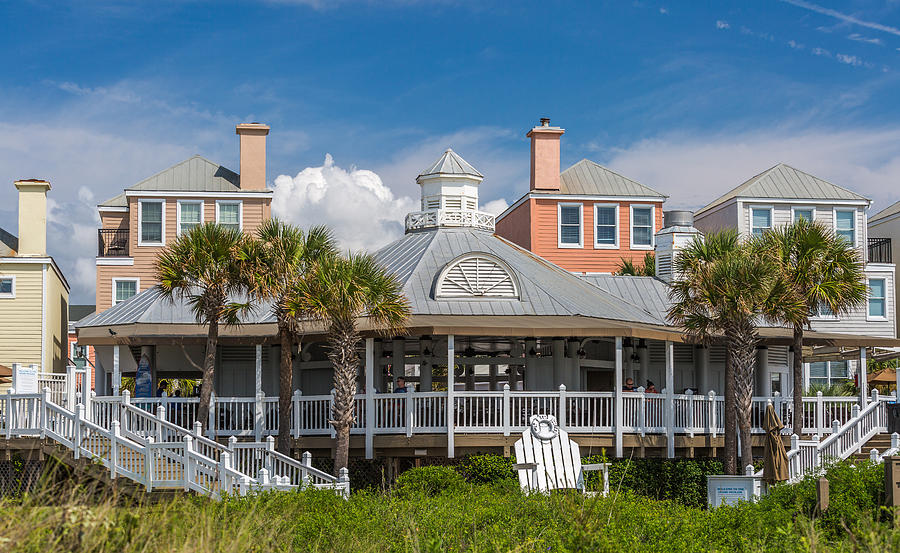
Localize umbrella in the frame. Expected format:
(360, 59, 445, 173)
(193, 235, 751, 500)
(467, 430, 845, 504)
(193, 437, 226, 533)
(0, 364, 11, 378)
(868, 368, 897, 386)
(763, 402, 790, 484)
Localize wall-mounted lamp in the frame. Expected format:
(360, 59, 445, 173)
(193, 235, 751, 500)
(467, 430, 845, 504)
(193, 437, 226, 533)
(422, 347, 431, 357)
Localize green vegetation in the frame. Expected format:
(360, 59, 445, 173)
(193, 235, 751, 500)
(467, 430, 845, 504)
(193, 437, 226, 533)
(615, 252, 655, 276)
(3, 459, 898, 552)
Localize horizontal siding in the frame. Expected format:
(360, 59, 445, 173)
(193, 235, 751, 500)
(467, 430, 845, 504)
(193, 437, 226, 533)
(694, 201, 737, 234)
(495, 201, 531, 250)
(809, 266, 896, 338)
(45, 271, 68, 373)
(868, 216, 900, 336)
(741, 203, 867, 260)
(100, 211, 128, 230)
(0, 264, 43, 368)
(529, 199, 664, 273)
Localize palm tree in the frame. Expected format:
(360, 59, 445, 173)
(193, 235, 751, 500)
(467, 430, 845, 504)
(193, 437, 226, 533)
(242, 219, 338, 454)
(615, 252, 655, 276)
(755, 219, 866, 436)
(668, 230, 800, 473)
(157, 223, 250, 429)
(285, 252, 409, 474)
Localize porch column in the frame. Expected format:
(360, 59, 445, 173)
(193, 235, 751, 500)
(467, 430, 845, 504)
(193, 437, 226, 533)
(364, 338, 375, 459)
(803, 360, 810, 393)
(665, 340, 675, 458)
(756, 346, 769, 397)
(374, 340, 385, 393)
(447, 335, 455, 458)
(489, 365, 498, 391)
(420, 336, 433, 392)
(524, 339, 537, 390)
(392, 338, 405, 390)
(113, 344, 121, 396)
(255, 344, 263, 396)
(567, 339, 581, 391)
(859, 347, 868, 407)
(638, 340, 649, 387)
(552, 338, 565, 388)
(508, 341, 522, 391)
(614, 336, 623, 458)
(696, 345, 709, 394)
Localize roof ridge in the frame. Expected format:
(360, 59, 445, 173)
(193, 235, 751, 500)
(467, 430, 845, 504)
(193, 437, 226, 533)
(558, 159, 668, 199)
(126, 155, 238, 191)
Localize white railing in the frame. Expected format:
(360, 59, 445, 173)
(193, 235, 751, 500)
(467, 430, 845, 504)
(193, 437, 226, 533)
(404, 209, 496, 232)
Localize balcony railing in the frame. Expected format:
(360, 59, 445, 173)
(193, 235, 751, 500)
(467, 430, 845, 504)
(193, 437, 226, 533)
(98, 229, 130, 257)
(868, 237, 892, 264)
(405, 209, 496, 233)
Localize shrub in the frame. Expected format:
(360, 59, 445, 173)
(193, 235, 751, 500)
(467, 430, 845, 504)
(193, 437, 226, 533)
(457, 454, 516, 484)
(395, 466, 465, 497)
(584, 456, 724, 508)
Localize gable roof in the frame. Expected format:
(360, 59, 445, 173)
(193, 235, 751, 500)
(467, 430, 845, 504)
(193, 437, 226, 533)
(418, 148, 483, 178)
(696, 163, 869, 216)
(540, 159, 667, 198)
(870, 200, 900, 225)
(0, 227, 17, 256)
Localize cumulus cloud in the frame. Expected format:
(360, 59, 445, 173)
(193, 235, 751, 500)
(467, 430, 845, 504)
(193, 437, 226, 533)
(271, 154, 417, 252)
(481, 198, 510, 215)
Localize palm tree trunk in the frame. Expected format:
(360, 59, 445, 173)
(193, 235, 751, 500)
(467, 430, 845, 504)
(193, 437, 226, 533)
(730, 321, 758, 472)
(724, 345, 737, 475)
(792, 325, 804, 437)
(277, 323, 293, 455)
(328, 318, 359, 475)
(197, 316, 219, 431)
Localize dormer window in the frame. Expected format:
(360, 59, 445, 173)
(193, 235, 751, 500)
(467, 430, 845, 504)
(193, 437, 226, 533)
(436, 254, 519, 299)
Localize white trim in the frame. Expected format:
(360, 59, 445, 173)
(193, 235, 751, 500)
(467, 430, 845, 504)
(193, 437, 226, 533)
(95, 257, 135, 266)
(593, 203, 619, 249)
(434, 253, 520, 299)
(629, 204, 655, 250)
(866, 277, 888, 321)
(557, 202, 583, 248)
(750, 205, 774, 237)
(791, 205, 816, 224)
(112, 277, 140, 306)
(98, 206, 128, 213)
(176, 199, 205, 236)
(833, 207, 858, 248)
(137, 199, 165, 247)
(870, 210, 900, 227)
(215, 199, 243, 231)
(497, 193, 663, 221)
(0, 275, 15, 299)
(125, 190, 271, 199)
(41, 265, 47, 371)
(0, 256, 53, 264)
(740, 197, 869, 207)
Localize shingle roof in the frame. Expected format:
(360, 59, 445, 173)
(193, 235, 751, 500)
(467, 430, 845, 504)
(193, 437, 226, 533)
(870, 200, 900, 225)
(696, 163, 869, 216)
(418, 148, 483, 178)
(534, 159, 667, 198)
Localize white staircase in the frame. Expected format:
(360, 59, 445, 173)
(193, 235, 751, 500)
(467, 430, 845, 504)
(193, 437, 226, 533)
(2, 388, 349, 499)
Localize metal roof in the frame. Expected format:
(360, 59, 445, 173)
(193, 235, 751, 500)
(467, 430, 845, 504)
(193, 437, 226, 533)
(870, 200, 900, 225)
(99, 193, 127, 208)
(579, 275, 671, 323)
(418, 148, 483, 179)
(0, 227, 17, 256)
(69, 305, 96, 324)
(533, 159, 667, 198)
(696, 163, 869, 216)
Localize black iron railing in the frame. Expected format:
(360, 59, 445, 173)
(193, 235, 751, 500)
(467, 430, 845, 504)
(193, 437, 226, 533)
(98, 229, 130, 257)
(868, 237, 892, 264)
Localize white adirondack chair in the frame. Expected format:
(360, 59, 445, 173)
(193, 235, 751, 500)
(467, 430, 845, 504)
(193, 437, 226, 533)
(513, 414, 609, 495)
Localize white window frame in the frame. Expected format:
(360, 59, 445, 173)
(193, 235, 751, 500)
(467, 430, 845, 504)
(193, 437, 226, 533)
(112, 277, 140, 306)
(809, 302, 839, 321)
(808, 360, 850, 387)
(629, 204, 655, 250)
(557, 202, 583, 248)
(593, 203, 619, 249)
(833, 207, 858, 247)
(215, 200, 243, 232)
(750, 206, 773, 237)
(176, 200, 204, 236)
(867, 277, 887, 321)
(791, 206, 816, 224)
(137, 199, 165, 247)
(0, 275, 15, 299)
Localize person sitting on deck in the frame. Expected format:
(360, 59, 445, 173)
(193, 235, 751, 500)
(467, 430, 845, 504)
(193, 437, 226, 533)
(156, 383, 166, 397)
(645, 381, 659, 393)
(393, 377, 408, 393)
(623, 378, 636, 391)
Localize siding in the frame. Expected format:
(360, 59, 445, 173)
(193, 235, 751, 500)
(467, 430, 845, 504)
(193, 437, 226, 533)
(45, 269, 68, 373)
(868, 214, 900, 336)
(809, 265, 895, 338)
(529, 198, 664, 273)
(0, 263, 44, 369)
(100, 211, 128, 230)
(694, 201, 738, 234)
(495, 200, 531, 250)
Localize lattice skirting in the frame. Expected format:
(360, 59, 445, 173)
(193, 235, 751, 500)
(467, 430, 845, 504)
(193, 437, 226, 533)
(0, 460, 44, 496)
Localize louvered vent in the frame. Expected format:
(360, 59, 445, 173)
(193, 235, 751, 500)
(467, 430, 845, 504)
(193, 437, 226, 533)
(436, 255, 518, 299)
(768, 346, 788, 367)
(425, 198, 440, 209)
(649, 342, 665, 364)
(709, 345, 726, 364)
(674, 344, 693, 364)
(466, 199, 477, 210)
(444, 197, 462, 210)
(656, 253, 673, 280)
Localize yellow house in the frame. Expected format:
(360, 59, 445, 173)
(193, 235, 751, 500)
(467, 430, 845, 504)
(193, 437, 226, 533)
(0, 180, 70, 382)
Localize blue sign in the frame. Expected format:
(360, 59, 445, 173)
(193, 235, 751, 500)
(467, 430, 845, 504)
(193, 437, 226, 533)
(134, 354, 153, 398)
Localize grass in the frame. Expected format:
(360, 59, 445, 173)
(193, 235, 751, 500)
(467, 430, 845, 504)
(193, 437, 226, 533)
(2, 461, 900, 552)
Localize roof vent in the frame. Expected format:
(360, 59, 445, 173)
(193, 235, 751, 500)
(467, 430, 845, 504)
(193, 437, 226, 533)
(663, 210, 694, 229)
(540, 117, 551, 127)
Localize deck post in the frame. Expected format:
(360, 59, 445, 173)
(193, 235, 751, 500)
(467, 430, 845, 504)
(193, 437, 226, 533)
(112, 345, 121, 396)
(708, 390, 717, 438)
(255, 344, 263, 397)
(859, 347, 868, 407)
(405, 390, 414, 438)
(254, 391, 264, 442)
(156, 405, 165, 442)
(183, 435, 193, 491)
(364, 338, 375, 459)
(208, 391, 216, 440)
(66, 364, 76, 410)
(686, 389, 695, 438)
(502, 383, 511, 436)
(74, 403, 84, 459)
(816, 391, 824, 439)
(292, 390, 301, 439)
(665, 340, 675, 459)
(558, 384, 567, 429)
(447, 334, 456, 458)
(614, 336, 623, 458)
(110, 420, 120, 480)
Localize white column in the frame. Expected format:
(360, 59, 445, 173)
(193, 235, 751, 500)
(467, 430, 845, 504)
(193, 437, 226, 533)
(859, 347, 868, 407)
(552, 338, 565, 388)
(665, 340, 675, 459)
(756, 346, 769, 397)
(255, 344, 263, 396)
(392, 338, 405, 390)
(567, 339, 581, 391)
(508, 341, 522, 391)
(638, 340, 649, 386)
(524, 339, 537, 390)
(447, 335, 455, 458)
(697, 346, 709, 394)
(113, 344, 121, 396)
(364, 338, 375, 459)
(614, 336, 623, 458)
(803, 361, 810, 393)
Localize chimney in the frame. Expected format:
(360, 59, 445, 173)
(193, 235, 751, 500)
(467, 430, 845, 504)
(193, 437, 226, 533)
(655, 211, 702, 283)
(235, 123, 270, 190)
(14, 179, 51, 256)
(527, 117, 565, 191)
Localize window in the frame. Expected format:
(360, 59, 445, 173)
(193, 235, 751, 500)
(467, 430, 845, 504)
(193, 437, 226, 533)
(793, 207, 814, 223)
(594, 204, 618, 248)
(177, 201, 203, 235)
(835, 209, 856, 245)
(869, 278, 886, 319)
(630, 205, 654, 248)
(809, 360, 850, 387)
(751, 207, 772, 236)
(112, 278, 139, 306)
(558, 203, 583, 248)
(811, 302, 836, 320)
(0, 276, 14, 298)
(139, 200, 164, 245)
(216, 201, 242, 232)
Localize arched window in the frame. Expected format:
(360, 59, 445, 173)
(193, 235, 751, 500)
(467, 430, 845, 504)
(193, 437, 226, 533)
(435, 254, 519, 299)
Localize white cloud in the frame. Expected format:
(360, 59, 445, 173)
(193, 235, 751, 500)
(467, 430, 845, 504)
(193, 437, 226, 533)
(787, 39, 804, 49)
(271, 154, 417, 252)
(812, 47, 831, 57)
(780, 0, 900, 38)
(716, 20, 730, 30)
(836, 53, 864, 66)
(847, 33, 883, 46)
(659, 7, 668, 15)
(481, 198, 509, 215)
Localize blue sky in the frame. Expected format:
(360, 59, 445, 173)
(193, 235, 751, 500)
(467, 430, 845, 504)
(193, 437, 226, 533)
(3, 0, 900, 303)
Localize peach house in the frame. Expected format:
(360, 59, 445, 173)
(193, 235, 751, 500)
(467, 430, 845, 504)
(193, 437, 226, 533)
(496, 119, 667, 274)
(94, 123, 273, 312)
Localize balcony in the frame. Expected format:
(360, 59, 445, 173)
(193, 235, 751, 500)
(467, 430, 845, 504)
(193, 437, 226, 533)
(405, 209, 496, 233)
(98, 229, 130, 257)
(868, 237, 892, 264)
